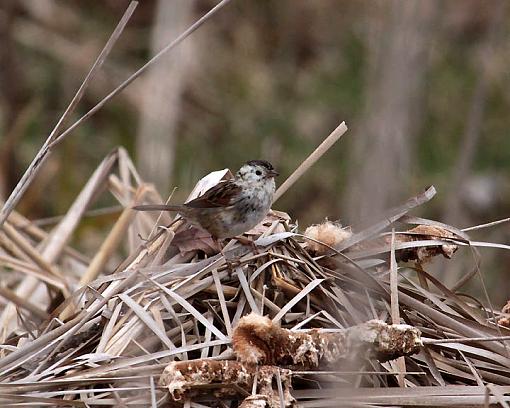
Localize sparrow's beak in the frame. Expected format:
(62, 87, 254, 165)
(266, 169, 279, 178)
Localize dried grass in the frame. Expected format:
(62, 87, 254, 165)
(0, 145, 509, 406)
(1, 1, 510, 406)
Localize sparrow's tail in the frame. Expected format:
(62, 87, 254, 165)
(132, 204, 183, 212)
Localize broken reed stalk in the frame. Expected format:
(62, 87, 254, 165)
(59, 187, 148, 320)
(0, 1, 139, 228)
(31, 205, 124, 227)
(462, 216, 510, 232)
(79, 189, 147, 286)
(389, 228, 406, 386)
(423, 335, 510, 345)
(0, 287, 50, 320)
(273, 121, 348, 202)
(2, 222, 64, 280)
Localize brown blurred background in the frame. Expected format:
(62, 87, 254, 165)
(0, 0, 509, 301)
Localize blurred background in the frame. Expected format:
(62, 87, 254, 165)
(0, 0, 508, 301)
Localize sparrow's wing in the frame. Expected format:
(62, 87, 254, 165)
(184, 180, 242, 209)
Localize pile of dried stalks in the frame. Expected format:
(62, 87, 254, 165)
(1, 2, 510, 406)
(0, 147, 509, 407)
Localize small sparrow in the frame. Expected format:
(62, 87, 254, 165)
(133, 160, 278, 239)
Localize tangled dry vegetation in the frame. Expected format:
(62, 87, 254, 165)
(1, 2, 510, 406)
(0, 148, 510, 407)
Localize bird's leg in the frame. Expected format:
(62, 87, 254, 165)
(218, 239, 239, 275)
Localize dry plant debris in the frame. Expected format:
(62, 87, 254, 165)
(158, 315, 420, 405)
(341, 224, 461, 264)
(393, 224, 460, 263)
(498, 300, 510, 328)
(304, 220, 352, 255)
(232, 313, 421, 367)
(160, 361, 295, 407)
(1, 2, 509, 405)
(0, 150, 510, 407)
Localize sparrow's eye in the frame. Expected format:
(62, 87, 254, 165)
(255, 170, 262, 176)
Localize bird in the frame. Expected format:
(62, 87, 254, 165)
(133, 160, 278, 239)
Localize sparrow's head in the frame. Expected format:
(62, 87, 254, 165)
(236, 160, 278, 184)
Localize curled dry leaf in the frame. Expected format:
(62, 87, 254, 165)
(172, 224, 220, 255)
(401, 225, 459, 262)
(498, 300, 510, 327)
(351, 224, 460, 264)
